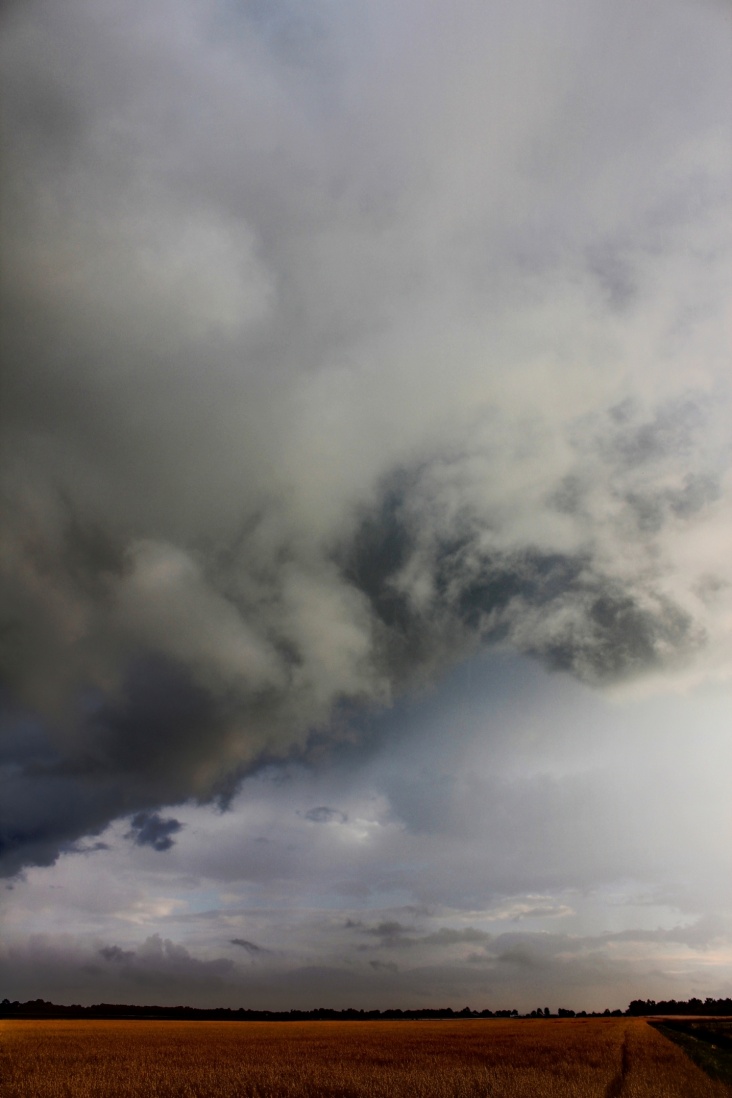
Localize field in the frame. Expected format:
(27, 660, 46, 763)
(2, 1017, 732, 1097)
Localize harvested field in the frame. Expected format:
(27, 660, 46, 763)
(2, 1017, 731, 1097)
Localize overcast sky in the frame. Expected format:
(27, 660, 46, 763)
(1, 0, 731, 1012)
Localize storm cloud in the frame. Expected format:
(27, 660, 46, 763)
(0, 0, 730, 881)
(126, 812, 183, 852)
(230, 938, 272, 957)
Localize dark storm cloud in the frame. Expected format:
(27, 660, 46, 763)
(0, 749, 125, 877)
(230, 938, 272, 956)
(0, 0, 730, 876)
(0, 659, 215, 872)
(343, 476, 702, 687)
(126, 812, 183, 852)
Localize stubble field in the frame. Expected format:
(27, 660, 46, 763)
(2, 1016, 731, 1097)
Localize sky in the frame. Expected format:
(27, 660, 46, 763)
(0, 0, 731, 1013)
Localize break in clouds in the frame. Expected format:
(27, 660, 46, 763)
(1, 0, 731, 875)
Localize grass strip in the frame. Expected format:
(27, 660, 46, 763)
(650, 1021, 732, 1087)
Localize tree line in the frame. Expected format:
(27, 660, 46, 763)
(2, 996, 731, 1020)
(627, 997, 732, 1017)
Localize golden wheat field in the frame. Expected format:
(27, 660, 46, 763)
(1, 1016, 731, 1098)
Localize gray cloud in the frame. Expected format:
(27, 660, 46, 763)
(0, 933, 237, 1006)
(369, 960, 398, 973)
(99, 945, 136, 964)
(0, 0, 730, 879)
(365, 921, 415, 947)
(304, 806, 348, 824)
(119, 935, 236, 991)
(126, 812, 183, 852)
(4, 913, 730, 1011)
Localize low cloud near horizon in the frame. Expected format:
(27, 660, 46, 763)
(1, 0, 731, 1010)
